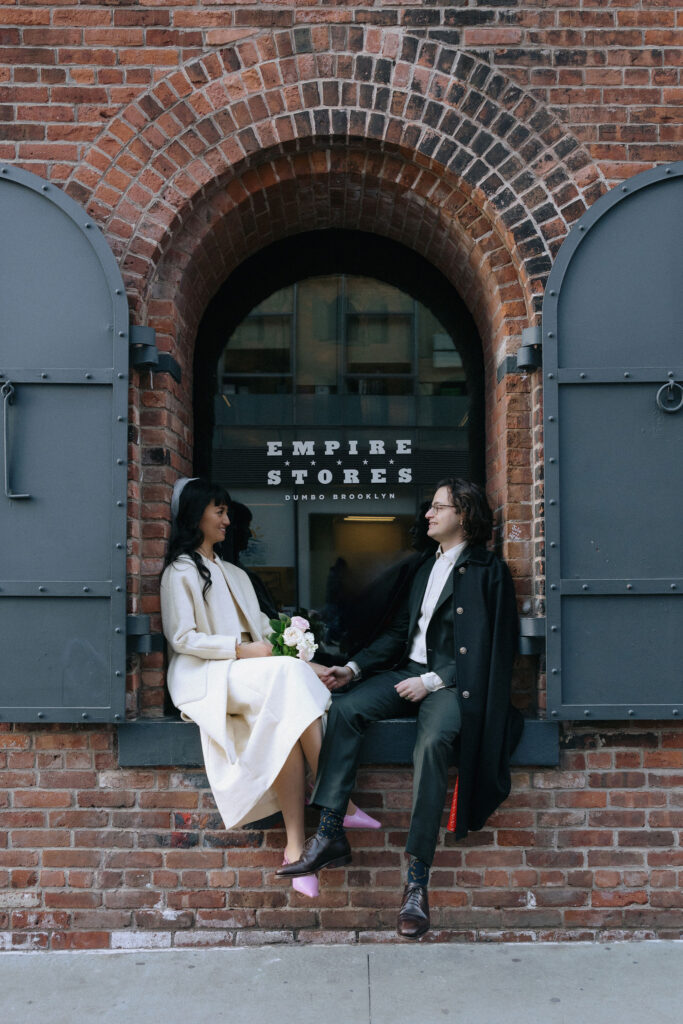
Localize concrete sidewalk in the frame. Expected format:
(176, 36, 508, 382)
(2, 942, 681, 1024)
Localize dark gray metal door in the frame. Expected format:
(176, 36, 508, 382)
(0, 164, 129, 722)
(543, 162, 683, 720)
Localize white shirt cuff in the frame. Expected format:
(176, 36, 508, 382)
(420, 671, 445, 693)
(345, 661, 362, 681)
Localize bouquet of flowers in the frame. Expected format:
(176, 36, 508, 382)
(268, 614, 318, 662)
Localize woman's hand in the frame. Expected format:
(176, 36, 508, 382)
(319, 665, 354, 691)
(237, 639, 273, 659)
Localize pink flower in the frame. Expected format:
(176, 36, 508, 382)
(290, 615, 309, 631)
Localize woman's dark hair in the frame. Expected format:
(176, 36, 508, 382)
(164, 478, 231, 598)
(435, 477, 493, 546)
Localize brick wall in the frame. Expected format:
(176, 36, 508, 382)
(1, 2, 681, 945)
(2, 722, 682, 948)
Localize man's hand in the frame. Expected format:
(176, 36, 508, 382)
(319, 665, 354, 691)
(394, 676, 429, 703)
(237, 639, 272, 659)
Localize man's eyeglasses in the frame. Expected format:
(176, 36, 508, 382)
(428, 503, 457, 513)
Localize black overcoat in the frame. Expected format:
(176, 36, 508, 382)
(352, 544, 523, 841)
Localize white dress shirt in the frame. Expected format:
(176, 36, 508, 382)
(347, 540, 466, 693)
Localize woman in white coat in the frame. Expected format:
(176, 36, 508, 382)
(160, 478, 378, 899)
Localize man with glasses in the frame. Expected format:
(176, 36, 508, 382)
(278, 478, 522, 938)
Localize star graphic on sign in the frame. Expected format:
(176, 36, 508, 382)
(363, 459, 368, 465)
(311, 460, 316, 466)
(337, 460, 342, 465)
(389, 459, 394, 464)
(284, 461, 290, 466)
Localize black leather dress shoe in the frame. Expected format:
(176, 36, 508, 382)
(397, 883, 430, 939)
(276, 833, 351, 877)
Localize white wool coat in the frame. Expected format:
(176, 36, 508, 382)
(160, 554, 330, 828)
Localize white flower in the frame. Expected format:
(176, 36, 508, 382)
(296, 632, 318, 662)
(283, 625, 304, 647)
(290, 615, 309, 631)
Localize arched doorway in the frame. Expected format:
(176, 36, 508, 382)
(193, 230, 486, 659)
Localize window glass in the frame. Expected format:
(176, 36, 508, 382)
(213, 274, 470, 660)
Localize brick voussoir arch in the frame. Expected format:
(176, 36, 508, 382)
(67, 26, 605, 314)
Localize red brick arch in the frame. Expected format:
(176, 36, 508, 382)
(65, 27, 607, 712)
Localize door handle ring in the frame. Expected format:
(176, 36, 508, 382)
(656, 380, 683, 414)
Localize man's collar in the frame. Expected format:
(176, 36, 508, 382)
(436, 540, 467, 565)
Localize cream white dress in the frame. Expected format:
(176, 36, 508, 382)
(160, 554, 330, 829)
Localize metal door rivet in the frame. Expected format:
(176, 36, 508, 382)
(551, 668, 558, 675)
(42, 185, 49, 191)
(624, 372, 630, 378)
(550, 584, 557, 590)
(548, 416, 555, 422)
(626, 584, 632, 590)
(668, 371, 674, 379)
(119, 332, 125, 338)
(549, 499, 556, 505)
(582, 584, 588, 590)
(41, 372, 48, 379)
(579, 225, 585, 231)
(85, 373, 92, 379)
(584, 709, 590, 716)
(547, 332, 554, 338)
(118, 373, 125, 379)
(117, 416, 124, 421)
(116, 500, 123, 507)
(115, 627, 122, 634)
(549, 457, 556, 463)
(82, 712, 88, 719)
(670, 584, 677, 590)
(673, 709, 679, 716)
(628, 709, 634, 716)
(621, 186, 627, 192)
(82, 586, 89, 592)
(114, 714, 121, 721)
(85, 223, 91, 229)
(116, 543, 123, 549)
(115, 671, 122, 677)
(550, 542, 557, 548)
(549, 290, 556, 296)
(115, 586, 122, 592)
(551, 625, 558, 632)
(117, 459, 124, 465)
(116, 289, 122, 295)
(548, 373, 554, 379)
(37, 712, 44, 719)
(1, 168, 7, 174)
(579, 372, 586, 378)
(38, 586, 46, 592)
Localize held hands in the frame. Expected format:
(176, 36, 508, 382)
(318, 665, 354, 692)
(394, 676, 429, 703)
(236, 639, 273, 659)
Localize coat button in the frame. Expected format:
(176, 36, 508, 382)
(456, 606, 464, 615)
(458, 566, 466, 574)
(462, 690, 470, 699)
(459, 646, 467, 655)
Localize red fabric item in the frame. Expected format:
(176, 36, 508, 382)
(447, 776, 459, 833)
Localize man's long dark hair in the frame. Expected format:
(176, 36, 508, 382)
(436, 477, 493, 546)
(164, 478, 231, 598)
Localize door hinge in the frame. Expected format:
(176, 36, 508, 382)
(519, 616, 545, 655)
(129, 326, 181, 383)
(126, 614, 165, 654)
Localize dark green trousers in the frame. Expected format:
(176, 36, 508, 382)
(311, 663, 461, 866)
